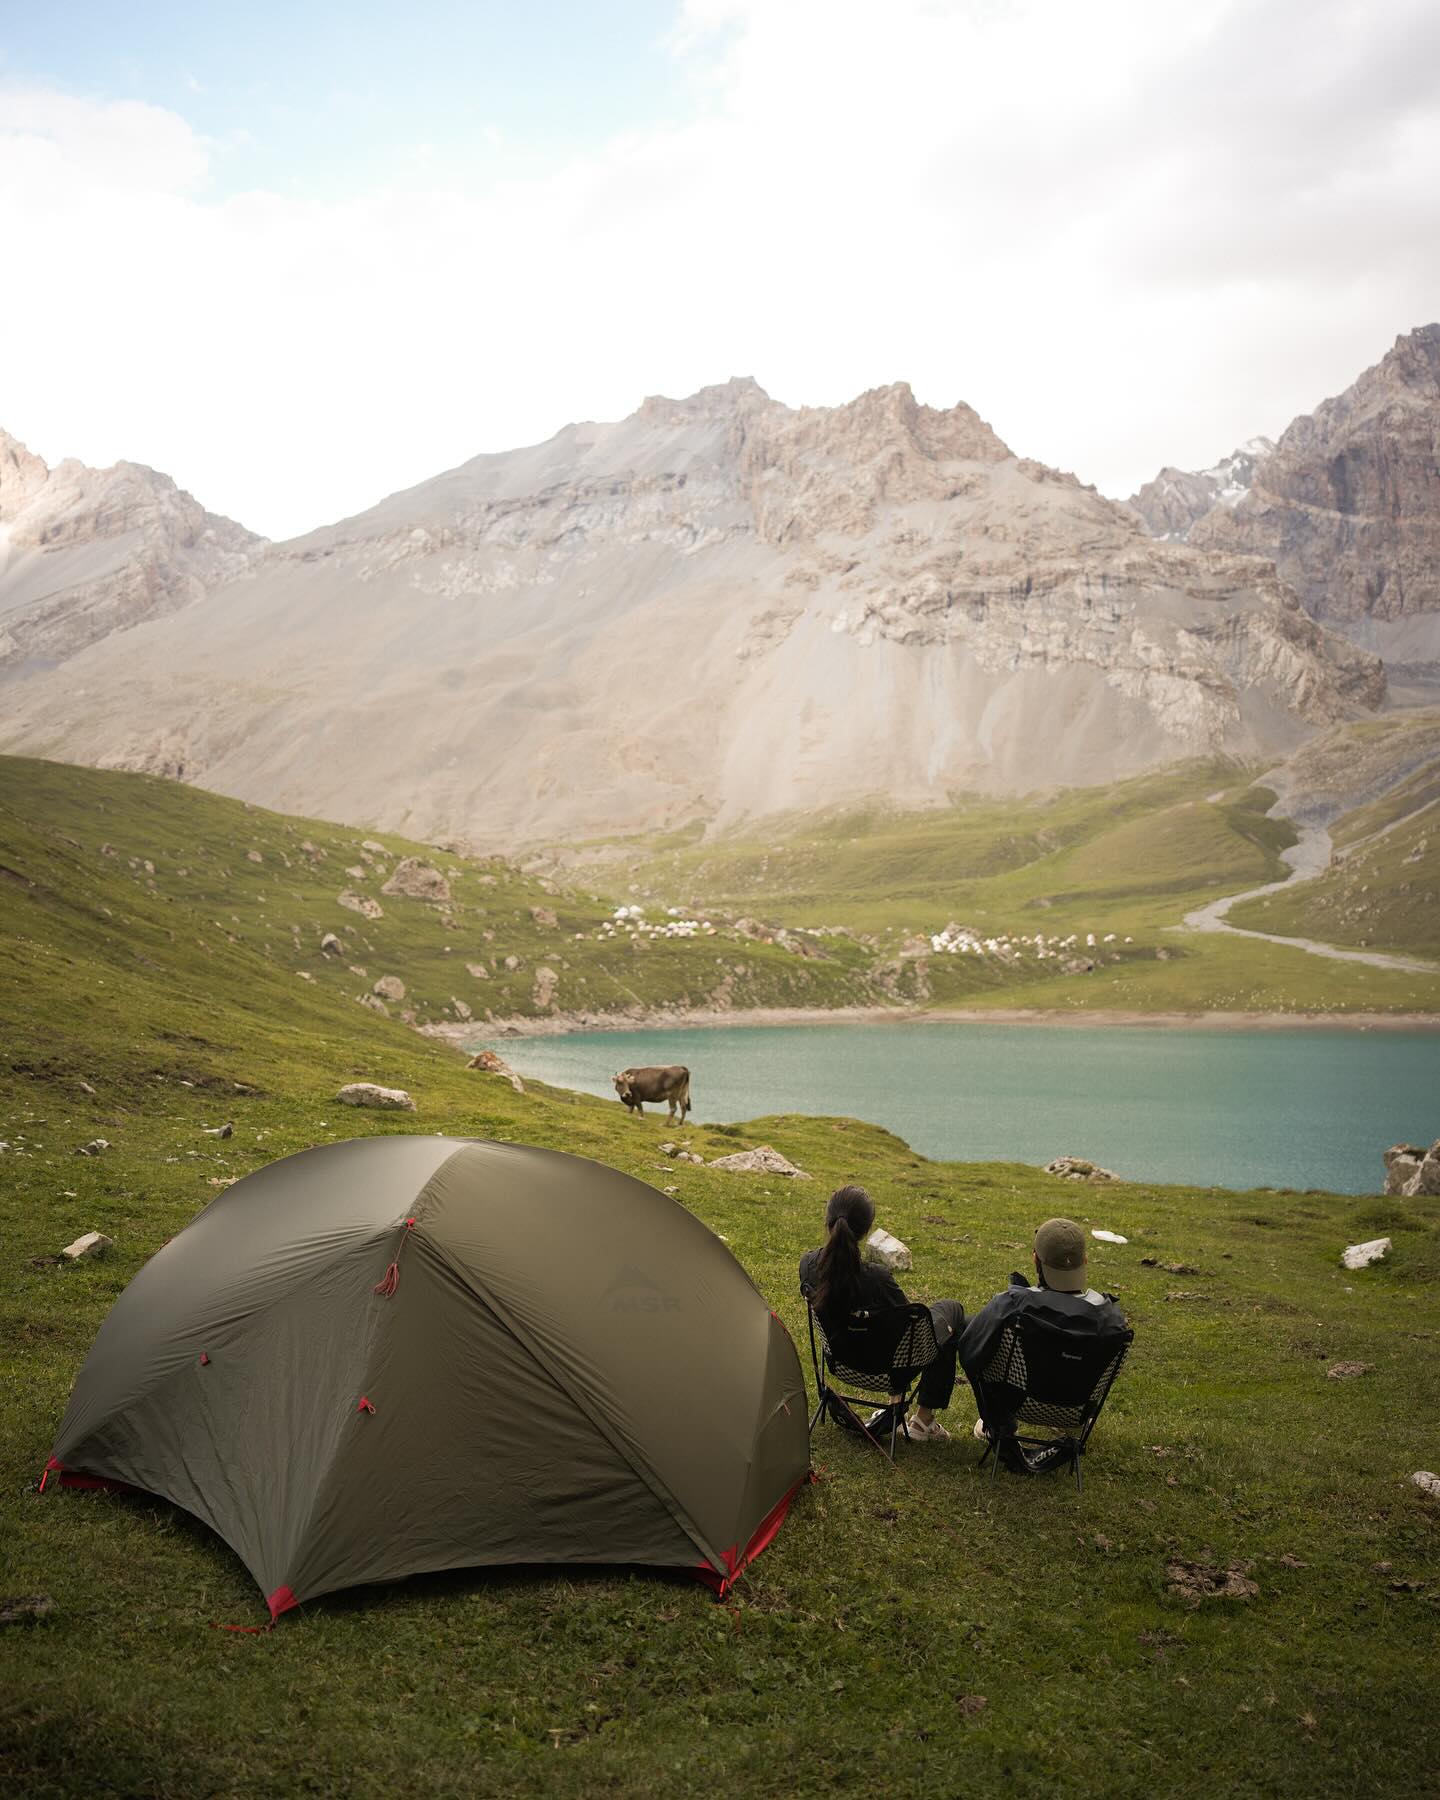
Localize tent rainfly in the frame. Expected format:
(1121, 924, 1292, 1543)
(45, 1135, 811, 1616)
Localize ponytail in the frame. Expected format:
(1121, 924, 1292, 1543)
(812, 1184, 875, 1317)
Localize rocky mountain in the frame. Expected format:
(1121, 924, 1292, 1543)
(1126, 439, 1274, 540)
(0, 431, 260, 672)
(0, 380, 1385, 845)
(1133, 326, 1440, 687)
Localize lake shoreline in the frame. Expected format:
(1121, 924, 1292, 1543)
(425, 1001, 1440, 1048)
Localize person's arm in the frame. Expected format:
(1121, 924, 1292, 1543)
(957, 1290, 1014, 1379)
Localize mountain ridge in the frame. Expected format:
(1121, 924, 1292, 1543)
(0, 373, 1393, 845)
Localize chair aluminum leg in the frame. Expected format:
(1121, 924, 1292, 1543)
(808, 1391, 827, 1436)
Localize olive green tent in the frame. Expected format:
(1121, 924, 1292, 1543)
(46, 1136, 810, 1617)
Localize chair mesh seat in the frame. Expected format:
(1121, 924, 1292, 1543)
(970, 1309, 1133, 1489)
(802, 1295, 942, 1458)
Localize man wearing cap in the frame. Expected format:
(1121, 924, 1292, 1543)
(958, 1218, 1127, 1472)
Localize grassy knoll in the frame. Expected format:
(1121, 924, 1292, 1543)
(3, 764, 1440, 1795)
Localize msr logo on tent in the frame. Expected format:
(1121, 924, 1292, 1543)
(603, 1264, 683, 1313)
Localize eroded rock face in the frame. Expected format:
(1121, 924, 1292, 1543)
(1189, 326, 1440, 660)
(0, 377, 1387, 841)
(0, 429, 261, 672)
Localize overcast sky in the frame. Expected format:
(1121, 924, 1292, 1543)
(2, 0, 1437, 540)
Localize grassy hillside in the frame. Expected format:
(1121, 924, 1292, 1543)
(3, 754, 1439, 1796)
(0, 755, 879, 1042)
(553, 760, 1440, 1014)
(1230, 780, 1440, 962)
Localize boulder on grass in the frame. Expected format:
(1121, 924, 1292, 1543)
(74, 1139, 110, 1157)
(1341, 1237, 1391, 1271)
(466, 1050, 524, 1094)
(372, 975, 406, 1002)
(61, 1232, 113, 1261)
(381, 858, 451, 903)
(707, 1145, 810, 1179)
(866, 1227, 912, 1272)
(336, 1083, 415, 1112)
(1046, 1155, 1118, 1183)
(338, 891, 384, 920)
(320, 932, 344, 957)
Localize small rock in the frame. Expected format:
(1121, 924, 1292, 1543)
(1326, 1361, 1374, 1380)
(529, 906, 558, 928)
(361, 838, 387, 854)
(75, 1079, 97, 1095)
(1413, 1471, 1440, 1499)
(74, 1139, 109, 1157)
(503, 954, 523, 972)
(202, 1123, 234, 1139)
(358, 993, 390, 1016)
(335, 1083, 416, 1112)
(465, 962, 490, 980)
(372, 975, 407, 1002)
(1341, 1237, 1391, 1271)
(1045, 1156, 1119, 1182)
(320, 932, 344, 956)
(865, 1227, 913, 1272)
(707, 1145, 811, 1179)
(532, 965, 559, 1010)
(1091, 1229, 1128, 1244)
(451, 997, 473, 1021)
(61, 1231, 113, 1261)
(338, 890, 384, 920)
(246, 849, 264, 864)
(0, 1594, 55, 1626)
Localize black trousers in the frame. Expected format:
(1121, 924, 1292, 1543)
(894, 1299, 965, 1411)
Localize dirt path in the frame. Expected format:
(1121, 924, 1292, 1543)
(1182, 823, 1439, 976)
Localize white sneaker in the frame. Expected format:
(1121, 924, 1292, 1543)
(973, 1417, 991, 1442)
(905, 1414, 950, 1443)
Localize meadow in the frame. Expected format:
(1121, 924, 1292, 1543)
(2, 754, 1438, 1796)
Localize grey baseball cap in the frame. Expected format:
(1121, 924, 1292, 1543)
(1035, 1217, 1088, 1292)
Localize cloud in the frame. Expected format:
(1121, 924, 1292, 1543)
(0, 0, 1436, 539)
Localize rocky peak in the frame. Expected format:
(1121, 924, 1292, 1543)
(0, 430, 50, 521)
(635, 374, 773, 426)
(1128, 438, 1275, 541)
(0, 431, 262, 669)
(1190, 323, 1440, 648)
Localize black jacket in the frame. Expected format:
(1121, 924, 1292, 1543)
(798, 1247, 909, 1319)
(957, 1281, 1127, 1383)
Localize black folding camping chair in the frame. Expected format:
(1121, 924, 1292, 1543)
(803, 1293, 942, 1459)
(967, 1311, 1132, 1491)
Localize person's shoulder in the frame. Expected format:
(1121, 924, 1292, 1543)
(798, 1246, 821, 1289)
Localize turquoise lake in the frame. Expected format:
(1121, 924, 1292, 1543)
(494, 1022, 1440, 1194)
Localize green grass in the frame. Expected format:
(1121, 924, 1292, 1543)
(3, 759, 1440, 1795)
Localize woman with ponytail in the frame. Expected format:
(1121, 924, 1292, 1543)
(798, 1185, 965, 1443)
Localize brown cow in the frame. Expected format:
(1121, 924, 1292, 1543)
(614, 1065, 692, 1123)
